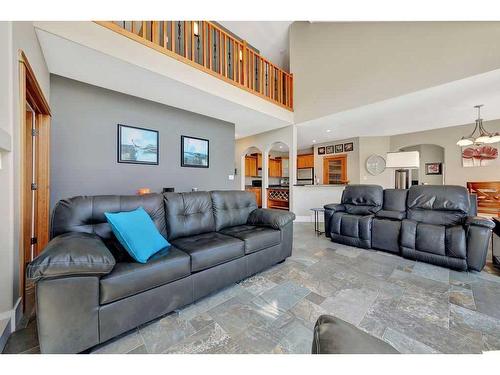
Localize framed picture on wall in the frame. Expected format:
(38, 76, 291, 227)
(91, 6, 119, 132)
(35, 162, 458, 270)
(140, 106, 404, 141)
(117, 124, 159, 165)
(181, 135, 209, 168)
(344, 142, 354, 152)
(425, 162, 442, 175)
(335, 144, 344, 153)
(326, 145, 334, 154)
(318, 147, 326, 155)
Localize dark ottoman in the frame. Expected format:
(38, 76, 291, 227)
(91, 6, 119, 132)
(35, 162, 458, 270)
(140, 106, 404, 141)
(312, 315, 399, 354)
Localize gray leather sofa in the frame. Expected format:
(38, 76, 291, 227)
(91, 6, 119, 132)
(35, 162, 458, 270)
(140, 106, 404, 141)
(27, 190, 295, 354)
(325, 184, 494, 271)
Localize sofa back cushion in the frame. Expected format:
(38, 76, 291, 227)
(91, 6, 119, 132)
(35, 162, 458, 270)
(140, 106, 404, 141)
(376, 189, 408, 220)
(407, 185, 470, 226)
(51, 193, 166, 240)
(163, 192, 215, 241)
(210, 190, 258, 231)
(341, 185, 383, 215)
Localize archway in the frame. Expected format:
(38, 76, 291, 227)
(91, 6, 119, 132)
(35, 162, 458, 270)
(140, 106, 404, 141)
(240, 146, 264, 207)
(399, 144, 445, 185)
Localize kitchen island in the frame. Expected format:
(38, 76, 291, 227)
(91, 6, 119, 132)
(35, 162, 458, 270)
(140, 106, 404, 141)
(292, 184, 346, 221)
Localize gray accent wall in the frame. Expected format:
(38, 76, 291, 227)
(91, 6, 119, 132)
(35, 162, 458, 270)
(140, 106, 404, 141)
(50, 75, 236, 207)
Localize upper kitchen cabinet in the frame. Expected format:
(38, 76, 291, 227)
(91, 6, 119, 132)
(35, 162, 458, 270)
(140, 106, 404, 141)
(268, 158, 282, 177)
(297, 154, 314, 169)
(245, 154, 258, 177)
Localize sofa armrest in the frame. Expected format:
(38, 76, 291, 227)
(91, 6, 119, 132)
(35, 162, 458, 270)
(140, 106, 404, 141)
(465, 216, 495, 230)
(324, 203, 345, 212)
(247, 208, 296, 230)
(27, 232, 116, 282)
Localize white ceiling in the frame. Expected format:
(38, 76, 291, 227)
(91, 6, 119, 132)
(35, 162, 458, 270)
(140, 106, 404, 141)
(218, 22, 292, 70)
(296, 68, 500, 148)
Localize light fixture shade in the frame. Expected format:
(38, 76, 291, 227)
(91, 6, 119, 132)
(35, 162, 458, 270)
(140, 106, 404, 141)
(489, 133, 500, 143)
(386, 151, 420, 168)
(475, 135, 491, 144)
(457, 138, 473, 146)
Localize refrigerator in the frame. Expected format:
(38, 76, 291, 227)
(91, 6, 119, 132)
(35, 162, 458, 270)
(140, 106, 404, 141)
(297, 167, 314, 185)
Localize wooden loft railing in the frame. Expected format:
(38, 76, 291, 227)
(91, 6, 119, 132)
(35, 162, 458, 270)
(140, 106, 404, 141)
(467, 181, 500, 217)
(95, 21, 293, 111)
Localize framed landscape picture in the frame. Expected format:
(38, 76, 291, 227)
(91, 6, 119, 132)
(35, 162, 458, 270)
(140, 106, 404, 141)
(344, 142, 354, 152)
(117, 124, 159, 165)
(181, 135, 209, 168)
(317, 147, 326, 155)
(425, 162, 442, 175)
(335, 144, 344, 153)
(326, 145, 334, 154)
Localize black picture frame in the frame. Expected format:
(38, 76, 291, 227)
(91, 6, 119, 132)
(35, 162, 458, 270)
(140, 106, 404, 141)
(117, 124, 159, 165)
(181, 135, 210, 168)
(425, 162, 442, 175)
(344, 142, 354, 152)
(326, 145, 334, 154)
(318, 147, 326, 155)
(335, 144, 344, 153)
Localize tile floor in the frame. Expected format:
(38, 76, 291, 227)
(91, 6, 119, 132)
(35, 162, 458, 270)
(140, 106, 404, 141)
(4, 223, 500, 354)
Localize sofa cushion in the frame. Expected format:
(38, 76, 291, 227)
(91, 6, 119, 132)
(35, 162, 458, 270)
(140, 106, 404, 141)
(407, 185, 469, 226)
(342, 185, 383, 215)
(172, 232, 245, 272)
(416, 223, 446, 256)
(371, 218, 401, 254)
(163, 192, 215, 241)
(210, 191, 258, 231)
(99, 247, 191, 304)
(220, 225, 281, 254)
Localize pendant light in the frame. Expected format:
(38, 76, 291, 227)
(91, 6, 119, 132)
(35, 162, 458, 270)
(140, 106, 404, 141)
(457, 105, 500, 146)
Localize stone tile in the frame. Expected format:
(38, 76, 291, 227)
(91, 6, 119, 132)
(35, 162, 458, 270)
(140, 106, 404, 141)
(20, 346, 40, 354)
(388, 269, 449, 295)
(164, 322, 231, 354)
(289, 255, 320, 267)
(207, 295, 274, 337)
(272, 315, 313, 354)
(127, 345, 147, 354)
(176, 284, 252, 321)
(289, 298, 328, 328)
(259, 281, 310, 312)
(3, 320, 38, 354)
(471, 280, 500, 320)
(382, 328, 439, 354)
(139, 313, 196, 353)
(483, 333, 500, 352)
(305, 291, 326, 306)
(449, 285, 476, 310)
(449, 303, 500, 341)
(320, 286, 379, 326)
(412, 262, 450, 283)
(334, 246, 363, 258)
(396, 286, 450, 329)
(238, 274, 277, 296)
(188, 312, 214, 332)
(91, 329, 144, 354)
(233, 322, 283, 354)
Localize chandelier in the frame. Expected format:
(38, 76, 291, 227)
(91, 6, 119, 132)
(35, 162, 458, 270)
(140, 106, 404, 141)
(457, 105, 500, 146)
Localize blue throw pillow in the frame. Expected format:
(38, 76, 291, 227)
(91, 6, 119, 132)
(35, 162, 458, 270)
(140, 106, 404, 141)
(104, 207, 170, 263)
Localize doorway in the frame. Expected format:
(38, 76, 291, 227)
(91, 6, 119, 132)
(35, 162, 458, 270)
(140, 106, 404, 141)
(19, 51, 51, 315)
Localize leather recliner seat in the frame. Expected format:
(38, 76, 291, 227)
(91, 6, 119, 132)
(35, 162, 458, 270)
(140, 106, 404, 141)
(27, 190, 295, 354)
(324, 185, 383, 249)
(325, 184, 494, 271)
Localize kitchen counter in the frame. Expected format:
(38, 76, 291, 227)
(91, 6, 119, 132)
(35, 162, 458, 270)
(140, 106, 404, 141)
(292, 184, 346, 219)
(293, 184, 348, 187)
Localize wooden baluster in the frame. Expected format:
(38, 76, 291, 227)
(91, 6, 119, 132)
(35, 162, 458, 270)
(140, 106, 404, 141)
(184, 21, 188, 58)
(290, 73, 293, 109)
(170, 21, 175, 52)
(242, 41, 247, 88)
(163, 21, 168, 48)
(202, 22, 206, 67)
(208, 24, 212, 70)
(142, 21, 146, 38)
(223, 34, 227, 77)
(191, 21, 195, 61)
(152, 21, 159, 45)
(132, 21, 136, 34)
(219, 31, 223, 74)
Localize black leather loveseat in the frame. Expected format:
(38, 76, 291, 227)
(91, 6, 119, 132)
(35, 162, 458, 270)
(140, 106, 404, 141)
(27, 190, 295, 354)
(324, 184, 494, 272)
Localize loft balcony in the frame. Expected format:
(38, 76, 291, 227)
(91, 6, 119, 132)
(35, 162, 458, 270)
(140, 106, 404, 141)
(96, 21, 294, 111)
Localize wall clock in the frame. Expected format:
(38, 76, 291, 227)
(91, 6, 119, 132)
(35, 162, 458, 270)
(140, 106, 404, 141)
(366, 154, 386, 176)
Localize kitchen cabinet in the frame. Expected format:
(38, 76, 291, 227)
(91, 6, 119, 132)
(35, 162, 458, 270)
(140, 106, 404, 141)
(245, 187, 262, 207)
(281, 157, 289, 178)
(245, 156, 258, 177)
(268, 158, 282, 177)
(257, 154, 262, 169)
(323, 155, 347, 184)
(297, 154, 314, 169)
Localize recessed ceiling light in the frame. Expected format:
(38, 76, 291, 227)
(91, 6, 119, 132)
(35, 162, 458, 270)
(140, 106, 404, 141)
(312, 140, 316, 143)
(326, 129, 331, 133)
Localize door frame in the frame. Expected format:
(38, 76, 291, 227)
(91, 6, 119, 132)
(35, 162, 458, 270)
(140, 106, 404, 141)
(18, 50, 51, 308)
(322, 154, 347, 184)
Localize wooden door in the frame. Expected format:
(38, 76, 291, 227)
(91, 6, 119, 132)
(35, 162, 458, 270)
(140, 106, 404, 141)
(323, 155, 347, 184)
(19, 51, 51, 312)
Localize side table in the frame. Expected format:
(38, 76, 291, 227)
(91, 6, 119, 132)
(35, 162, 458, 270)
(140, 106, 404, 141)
(310, 208, 325, 235)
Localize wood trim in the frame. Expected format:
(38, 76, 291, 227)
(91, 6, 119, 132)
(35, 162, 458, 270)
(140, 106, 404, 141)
(94, 21, 293, 111)
(322, 155, 347, 185)
(18, 50, 51, 309)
